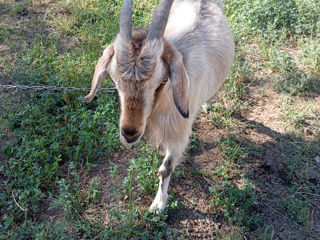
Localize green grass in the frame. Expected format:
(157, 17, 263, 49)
(0, 0, 167, 238)
(1, 0, 320, 238)
(210, 180, 259, 231)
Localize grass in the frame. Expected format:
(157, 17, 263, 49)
(1, 0, 320, 239)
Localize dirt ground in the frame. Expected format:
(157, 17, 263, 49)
(82, 82, 320, 239)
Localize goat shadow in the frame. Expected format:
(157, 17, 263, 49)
(166, 115, 320, 239)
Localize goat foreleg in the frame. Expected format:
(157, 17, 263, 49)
(149, 140, 187, 212)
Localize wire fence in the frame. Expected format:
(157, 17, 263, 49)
(0, 84, 116, 93)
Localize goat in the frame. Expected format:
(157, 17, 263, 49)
(84, 0, 234, 212)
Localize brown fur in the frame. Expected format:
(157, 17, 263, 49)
(120, 74, 145, 127)
(121, 94, 144, 129)
(162, 40, 175, 65)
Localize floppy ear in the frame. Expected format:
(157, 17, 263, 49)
(83, 44, 114, 103)
(162, 41, 189, 118)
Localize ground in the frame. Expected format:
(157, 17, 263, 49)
(0, 0, 319, 239)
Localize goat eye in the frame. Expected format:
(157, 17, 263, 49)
(162, 78, 168, 84)
(156, 78, 168, 90)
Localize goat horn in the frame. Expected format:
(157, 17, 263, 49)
(120, 0, 133, 41)
(147, 0, 174, 41)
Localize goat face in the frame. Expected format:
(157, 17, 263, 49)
(114, 31, 168, 145)
(84, 0, 189, 146)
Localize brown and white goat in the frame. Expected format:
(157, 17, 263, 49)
(84, 0, 234, 212)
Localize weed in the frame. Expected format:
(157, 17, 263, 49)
(224, 50, 252, 108)
(259, 225, 275, 240)
(217, 134, 254, 163)
(280, 134, 319, 183)
(131, 143, 162, 195)
(92, 147, 175, 239)
(281, 97, 309, 129)
(0, 0, 120, 234)
(299, 37, 320, 74)
(224, 0, 320, 41)
(278, 193, 311, 228)
(187, 133, 201, 153)
(206, 45, 253, 132)
(53, 177, 83, 222)
(168, 199, 180, 211)
(9, 3, 28, 17)
(87, 177, 101, 206)
(209, 104, 232, 129)
(210, 180, 259, 231)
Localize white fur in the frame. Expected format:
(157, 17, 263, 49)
(165, 0, 199, 36)
(147, 0, 234, 211)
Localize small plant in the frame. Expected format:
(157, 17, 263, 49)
(87, 177, 101, 206)
(281, 97, 310, 129)
(10, 3, 28, 17)
(299, 37, 320, 73)
(259, 225, 275, 240)
(278, 194, 311, 228)
(131, 143, 162, 194)
(224, 0, 320, 40)
(187, 133, 201, 153)
(217, 134, 251, 163)
(209, 104, 232, 129)
(210, 180, 259, 231)
(53, 177, 83, 222)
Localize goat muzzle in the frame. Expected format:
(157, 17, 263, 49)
(120, 126, 142, 144)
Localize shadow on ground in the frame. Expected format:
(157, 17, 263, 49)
(160, 112, 320, 239)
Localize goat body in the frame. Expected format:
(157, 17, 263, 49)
(84, 0, 234, 212)
(147, 0, 234, 149)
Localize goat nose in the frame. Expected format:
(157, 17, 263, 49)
(122, 127, 137, 137)
(121, 127, 140, 143)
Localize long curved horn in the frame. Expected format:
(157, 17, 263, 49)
(120, 0, 133, 41)
(147, 0, 174, 41)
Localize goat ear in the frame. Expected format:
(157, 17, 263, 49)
(83, 44, 114, 103)
(163, 42, 189, 118)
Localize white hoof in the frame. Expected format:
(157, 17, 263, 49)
(149, 196, 168, 213)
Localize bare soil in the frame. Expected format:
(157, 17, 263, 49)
(81, 81, 320, 239)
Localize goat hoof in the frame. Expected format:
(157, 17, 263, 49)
(149, 199, 167, 213)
